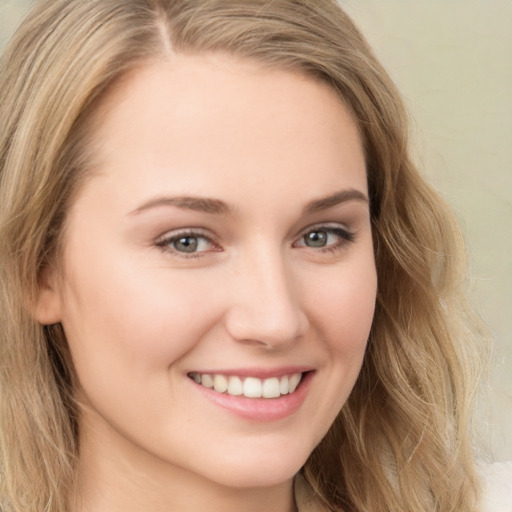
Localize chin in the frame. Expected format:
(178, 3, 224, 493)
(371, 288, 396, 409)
(205, 466, 300, 490)
(191, 444, 312, 489)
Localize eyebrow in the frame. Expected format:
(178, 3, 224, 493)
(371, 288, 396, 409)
(129, 188, 368, 217)
(303, 188, 368, 214)
(129, 196, 233, 216)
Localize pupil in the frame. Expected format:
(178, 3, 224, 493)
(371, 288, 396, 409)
(306, 231, 327, 247)
(175, 236, 198, 253)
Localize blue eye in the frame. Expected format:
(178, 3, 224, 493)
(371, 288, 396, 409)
(157, 231, 216, 255)
(172, 235, 201, 253)
(296, 226, 355, 250)
(303, 230, 330, 248)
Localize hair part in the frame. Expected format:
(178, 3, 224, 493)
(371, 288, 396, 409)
(0, 1, 487, 511)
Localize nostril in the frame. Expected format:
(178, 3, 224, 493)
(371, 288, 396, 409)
(224, 303, 308, 348)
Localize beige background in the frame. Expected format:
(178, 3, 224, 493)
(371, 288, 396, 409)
(1, 0, 511, 460)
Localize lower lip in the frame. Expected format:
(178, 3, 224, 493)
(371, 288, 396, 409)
(190, 372, 314, 422)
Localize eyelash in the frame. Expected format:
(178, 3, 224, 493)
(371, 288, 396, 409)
(294, 225, 356, 254)
(155, 229, 219, 258)
(155, 225, 356, 258)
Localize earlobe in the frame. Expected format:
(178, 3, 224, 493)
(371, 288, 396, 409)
(33, 268, 63, 325)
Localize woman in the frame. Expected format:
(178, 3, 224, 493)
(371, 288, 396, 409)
(0, 1, 485, 511)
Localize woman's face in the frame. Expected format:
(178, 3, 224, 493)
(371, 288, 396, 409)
(39, 55, 377, 489)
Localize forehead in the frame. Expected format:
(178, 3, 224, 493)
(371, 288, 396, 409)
(77, 54, 366, 214)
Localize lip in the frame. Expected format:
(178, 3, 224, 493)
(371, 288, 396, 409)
(188, 369, 314, 422)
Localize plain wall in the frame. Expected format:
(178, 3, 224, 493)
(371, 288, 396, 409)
(1, 0, 511, 460)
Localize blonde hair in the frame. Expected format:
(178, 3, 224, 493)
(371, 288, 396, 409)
(0, 1, 487, 511)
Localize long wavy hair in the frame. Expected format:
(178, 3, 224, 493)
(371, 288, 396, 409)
(0, 1, 487, 511)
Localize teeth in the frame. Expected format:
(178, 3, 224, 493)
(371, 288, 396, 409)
(262, 377, 280, 398)
(243, 377, 262, 398)
(279, 375, 289, 395)
(202, 374, 214, 388)
(189, 372, 303, 398)
(289, 373, 301, 393)
(213, 374, 228, 393)
(227, 376, 243, 396)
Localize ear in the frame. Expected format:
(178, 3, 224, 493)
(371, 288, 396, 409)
(33, 266, 63, 325)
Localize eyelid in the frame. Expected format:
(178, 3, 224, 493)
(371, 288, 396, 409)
(155, 227, 211, 243)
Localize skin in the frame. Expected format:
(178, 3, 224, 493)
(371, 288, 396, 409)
(37, 54, 377, 512)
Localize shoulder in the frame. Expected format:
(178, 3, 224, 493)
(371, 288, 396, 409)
(477, 461, 512, 512)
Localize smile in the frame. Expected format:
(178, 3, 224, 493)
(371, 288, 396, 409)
(188, 372, 303, 399)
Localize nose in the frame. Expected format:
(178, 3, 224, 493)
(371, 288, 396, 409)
(223, 248, 309, 350)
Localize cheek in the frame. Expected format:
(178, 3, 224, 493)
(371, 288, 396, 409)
(307, 259, 377, 356)
(59, 256, 220, 383)
(294, 258, 376, 447)
(59, 261, 225, 441)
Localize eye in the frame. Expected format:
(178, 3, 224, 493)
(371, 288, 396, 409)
(156, 230, 219, 256)
(294, 225, 355, 251)
(303, 230, 331, 248)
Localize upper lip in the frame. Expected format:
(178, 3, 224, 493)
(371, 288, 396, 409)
(187, 366, 314, 379)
